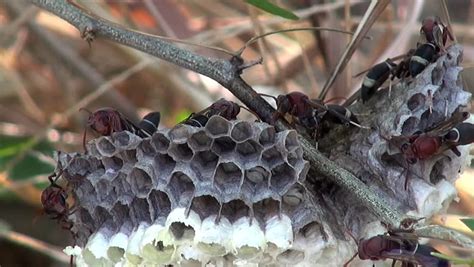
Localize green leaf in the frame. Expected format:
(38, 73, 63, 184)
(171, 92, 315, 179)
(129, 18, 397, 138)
(0, 135, 55, 181)
(461, 218, 474, 231)
(245, 0, 299, 20)
(174, 110, 192, 124)
(9, 154, 54, 180)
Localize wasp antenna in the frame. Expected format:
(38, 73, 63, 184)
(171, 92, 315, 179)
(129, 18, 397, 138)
(353, 54, 407, 78)
(343, 230, 360, 267)
(349, 120, 370, 130)
(79, 107, 93, 115)
(353, 68, 371, 78)
(345, 230, 359, 244)
(258, 93, 278, 102)
(306, 98, 328, 111)
(239, 27, 368, 56)
(82, 127, 88, 154)
(324, 96, 347, 104)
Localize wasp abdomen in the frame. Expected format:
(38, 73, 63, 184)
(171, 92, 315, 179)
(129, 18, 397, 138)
(409, 43, 437, 77)
(138, 112, 161, 137)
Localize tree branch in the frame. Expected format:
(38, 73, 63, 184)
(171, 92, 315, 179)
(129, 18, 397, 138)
(30, 0, 404, 227)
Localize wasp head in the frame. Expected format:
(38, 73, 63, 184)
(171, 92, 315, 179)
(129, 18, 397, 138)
(88, 109, 122, 136)
(276, 95, 291, 114)
(401, 143, 418, 164)
(41, 185, 68, 216)
(210, 99, 240, 120)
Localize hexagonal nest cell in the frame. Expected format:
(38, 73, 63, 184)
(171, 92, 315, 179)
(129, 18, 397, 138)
(147, 189, 172, 221)
(270, 163, 296, 195)
(168, 142, 194, 161)
(167, 171, 196, 205)
(151, 132, 170, 152)
(211, 136, 236, 156)
(205, 116, 231, 136)
(127, 168, 153, 197)
(231, 121, 253, 142)
(188, 130, 212, 151)
(213, 162, 243, 194)
(235, 139, 263, 163)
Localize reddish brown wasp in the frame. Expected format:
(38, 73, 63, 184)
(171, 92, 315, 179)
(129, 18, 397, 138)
(344, 231, 450, 267)
(385, 111, 470, 188)
(260, 92, 364, 136)
(420, 16, 454, 51)
(81, 108, 161, 150)
(41, 167, 77, 266)
(41, 170, 73, 230)
(182, 98, 258, 127)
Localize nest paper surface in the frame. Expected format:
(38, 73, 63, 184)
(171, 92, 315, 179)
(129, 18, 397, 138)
(57, 45, 470, 266)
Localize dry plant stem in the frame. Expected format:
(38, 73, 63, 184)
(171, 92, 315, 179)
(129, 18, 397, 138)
(248, 6, 288, 92)
(415, 225, 474, 248)
(247, 7, 273, 90)
(319, 0, 390, 100)
(4, 29, 46, 124)
(5, 0, 139, 120)
(0, 229, 70, 263)
(441, 0, 457, 43)
(143, 0, 177, 38)
(0, 5, 39, 44)
(190, 0, 365, 45)
(31, 0, 411, 230)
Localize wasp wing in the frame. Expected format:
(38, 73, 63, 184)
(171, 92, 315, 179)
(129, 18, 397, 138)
(423, 111, 469, 136)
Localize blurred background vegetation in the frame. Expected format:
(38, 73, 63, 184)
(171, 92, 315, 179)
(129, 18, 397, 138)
(0, 0, 473, 266)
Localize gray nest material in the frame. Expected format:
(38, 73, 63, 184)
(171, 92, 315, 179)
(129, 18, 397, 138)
(56, 44, 470, 266)
(318, 44, 470, 246)
(58, 117, 353, 266)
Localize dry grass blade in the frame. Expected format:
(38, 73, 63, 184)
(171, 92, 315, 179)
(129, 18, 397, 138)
(143, 0, 177, 38)
(318, 0, 391, 100)
(441, 0, 457, 42)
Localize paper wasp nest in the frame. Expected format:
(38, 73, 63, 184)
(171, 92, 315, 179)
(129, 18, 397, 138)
(58, 117, 358, 266)
(55, 44, 470, 266)
(318, 44, 471, 248)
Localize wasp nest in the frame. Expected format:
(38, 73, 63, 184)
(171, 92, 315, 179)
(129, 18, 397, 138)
(318, 44, 471, 247)
(55, 45, 470, 266)
(58, 116, 357, 266)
